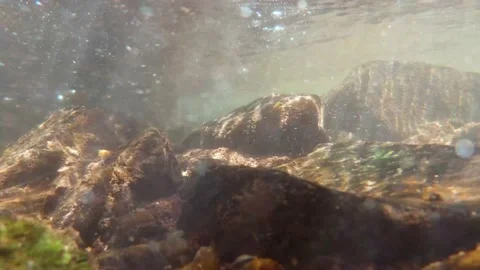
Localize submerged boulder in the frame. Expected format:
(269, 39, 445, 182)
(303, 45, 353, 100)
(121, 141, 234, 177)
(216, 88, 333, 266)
(181, 94, 329, 158)
(179, 165, 480, 269)
(324, 60, 480, 142)
(0, 107, 184, 269)
(0, 107, 138, 223)
(105, 128, 182, 218)
(95, 194, 184, 251)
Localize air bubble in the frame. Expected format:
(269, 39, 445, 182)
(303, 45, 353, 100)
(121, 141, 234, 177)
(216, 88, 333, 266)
(271, 10, 283, 19)
(297, 0, 308, 10)
(240, 6, 253, 18)
(455, 139, 475, 159)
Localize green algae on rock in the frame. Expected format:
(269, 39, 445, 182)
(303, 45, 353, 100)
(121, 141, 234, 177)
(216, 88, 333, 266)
(276, 140, 480, 204)
(0, 215, 91, 270)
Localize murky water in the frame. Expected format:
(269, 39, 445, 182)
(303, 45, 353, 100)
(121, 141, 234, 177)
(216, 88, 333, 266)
(177, 0, 480, 123)
(2, 0, 480, 132)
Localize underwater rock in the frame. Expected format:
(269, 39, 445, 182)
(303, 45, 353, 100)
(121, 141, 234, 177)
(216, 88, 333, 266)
(177, 147, 290, 198)
(105, 128, 182, 218)
(276, 140, 480, 204)
(228, 255, 285, 270)
(178, 147, 263, 178)
(95, 230, 192, 270)
(402, 120, 458, 145)
(0, 107, 184, 254)
(95, 243, 168, 270)
(324, 60, 480, 142)
(178, 147, 290, 176)
(96, 194, 183, 250)
(401, 120, 480, 149)
(93, 128, 183, 251)
(181, 94, 328, 158)
(179, 246, 220, 270)
(178, 165, 480, 268)
(0, 107, 139, 244)
(0, 214, 92, 269)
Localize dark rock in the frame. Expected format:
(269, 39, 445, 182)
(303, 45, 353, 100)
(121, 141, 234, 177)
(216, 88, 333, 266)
(181, 94, 329, 158)
(0, 107, 183, 262)
(145, 195, 184, 233)
(96, 243, 168, 270)
(106, 128, 182, 218)
(95, 228, 193, 270)
(97, 195, 183, 249)
(0, 107, 139, 245)
(93, 128, 183, 251)
(324, 60, 480, 142)
(277, 140, 480, 204)
(179, 246, 220, 270)
(179, 165, 480, 268)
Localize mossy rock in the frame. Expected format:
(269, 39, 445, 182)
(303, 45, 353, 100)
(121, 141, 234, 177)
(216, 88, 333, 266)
(0, 215, 92, 270)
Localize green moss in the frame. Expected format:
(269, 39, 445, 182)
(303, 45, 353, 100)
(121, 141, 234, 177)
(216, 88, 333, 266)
(0, 216, 92, 270)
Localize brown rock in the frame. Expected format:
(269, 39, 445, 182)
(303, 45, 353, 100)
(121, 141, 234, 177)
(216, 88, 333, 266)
(181, 94, 328, 158)
(422, 244, 480, 270)
(95, 228, 193, 270)
(402, 120, 458, 145)
(178, 165, 480, 268)
(178, 147, 290, 176)
(179, 246, 220, 270)
(95, 243, 168, 270)
(324, 60, 480, 142)
(177, 147, 290, 199)
(0, 107, 183, 256)
(106, 128, 182, 218)
(0, 107, 139, 244)
(97, 195, 183, 249)
(277, 140, 480, 205)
